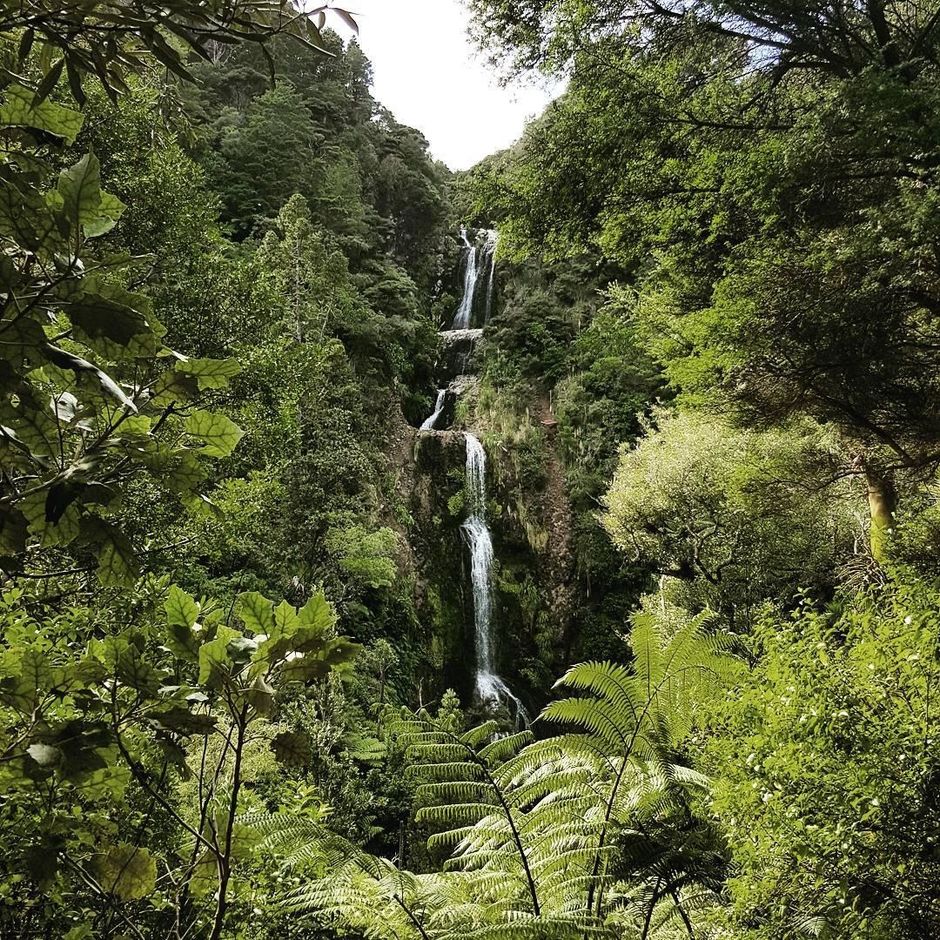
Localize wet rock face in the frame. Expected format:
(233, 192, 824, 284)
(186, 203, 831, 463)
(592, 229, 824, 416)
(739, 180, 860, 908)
(408, 428, 475, 702)
(438, 329, 484, 382)
(413, 430, 467, 478)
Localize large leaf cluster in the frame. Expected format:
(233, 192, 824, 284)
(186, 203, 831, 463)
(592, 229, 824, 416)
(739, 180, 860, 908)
(0, 581, 358, 930)
(0, 80, 248, 583)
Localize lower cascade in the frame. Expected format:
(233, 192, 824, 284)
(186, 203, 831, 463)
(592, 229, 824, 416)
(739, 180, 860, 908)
(417, 227, 526, 724)
(462, 433, 528, 725)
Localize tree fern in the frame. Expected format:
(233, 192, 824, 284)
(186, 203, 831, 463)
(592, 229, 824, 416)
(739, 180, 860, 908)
(383, 711, 546, 915)
(284, 614, 736, 939)
(542, 609, 735, 923)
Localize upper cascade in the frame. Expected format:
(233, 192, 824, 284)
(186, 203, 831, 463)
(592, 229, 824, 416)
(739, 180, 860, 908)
(451, 228, 498, 331)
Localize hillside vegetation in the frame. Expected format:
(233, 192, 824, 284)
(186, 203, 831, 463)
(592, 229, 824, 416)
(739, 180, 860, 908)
(1, 2, 940, 939)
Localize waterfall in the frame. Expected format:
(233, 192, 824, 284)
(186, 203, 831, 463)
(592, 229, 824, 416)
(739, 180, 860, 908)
(451, 228, 479, 330)
(420, 388, 447, 431)
(462, 432, 528, 726)
(415, 224, 521, 723)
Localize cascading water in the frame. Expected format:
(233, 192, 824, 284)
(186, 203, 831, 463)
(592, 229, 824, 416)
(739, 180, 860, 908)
(451, 228, 479, 330)
(462, 432, 528, 726)
(415, 225, 524, 723)
(451, 228, 497, 331)
(420, 388, 447, 431)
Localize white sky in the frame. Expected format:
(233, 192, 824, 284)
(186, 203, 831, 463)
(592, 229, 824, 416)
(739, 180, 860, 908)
(329, 0, 558, 170)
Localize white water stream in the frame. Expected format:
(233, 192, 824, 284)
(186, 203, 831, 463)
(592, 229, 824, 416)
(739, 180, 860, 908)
(420, 388, 447, 431)
(462, 433, 528, 725)
(450, 229, 497, 330)
(417, 227, 525, 724)
(451, 228, 478, 329)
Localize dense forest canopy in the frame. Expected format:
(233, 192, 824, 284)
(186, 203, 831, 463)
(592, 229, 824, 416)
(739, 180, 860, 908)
(0, 0, 939, 938)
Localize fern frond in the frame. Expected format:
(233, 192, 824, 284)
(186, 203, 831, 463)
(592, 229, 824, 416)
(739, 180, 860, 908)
(412, 760, 488, 782)
(419, 802, 496, 829)
(478, 730, 534, 764)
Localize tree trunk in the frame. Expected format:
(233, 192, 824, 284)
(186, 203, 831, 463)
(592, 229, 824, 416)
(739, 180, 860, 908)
(866, 467, 896, 563)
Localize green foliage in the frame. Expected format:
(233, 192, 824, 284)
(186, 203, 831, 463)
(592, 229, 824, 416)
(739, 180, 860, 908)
(458, 5, 940, 940)
(208, 83, 323, 237)
(0, 77, 246, 584)
(8, 0, 940, 936)
(325, 525, 399, 590)
(705, 575, 940, 938)
(603, 409, 859, 624)
(291, 615, 736, 937)
(0, 2, 353, 102)
(0, 581, 357, 937)
(468, 0, 940, 562)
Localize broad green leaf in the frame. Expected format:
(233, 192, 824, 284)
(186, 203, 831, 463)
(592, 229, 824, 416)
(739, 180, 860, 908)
(150, 369, 200, 407)
(151, 706, 216, 736)
(281, 639, 361, 682)
(230, 822, 263, 860)
(188, 851, 216, 897)
(57, 152, 102, 232)
(20, 489, 81, 547)
(166, 623, 199, 661)
(119, 415, 153, 438)
(0, 316, 46, 368)
(0, 84, 83, 142)
(55, 276, 159, 359)
(52, 720, 115, 782)
(167, 451, 208, 494)
(24, 834, 62, 886)
(271, 730, 312, 767)
(226, 635, 257, 667)
(55, 152, 123, 237)
(246, 674, 275, 716)
(64, 926, 93, 940)
(273, 600, 299, 636)
(0, 172, 58, 250)
(184, 410, 243, 458)
(137, 443, 206, 494)
(298, 591, 336, 633)
(84, 190, 125, 237)
(237, 591, 274, 635)
(0, 649, 51, 712)
(113, 643, 162, 696)
(165, 585, 200, 629)
(8, 394, 61, 457)
(0, 507, 27, 556)
(176, 357, 242, 390)
(198, 625, 240, 688)
(97, 534, 138, 586)
(43, 344, 137, 411)
(93, 844, 156, 901)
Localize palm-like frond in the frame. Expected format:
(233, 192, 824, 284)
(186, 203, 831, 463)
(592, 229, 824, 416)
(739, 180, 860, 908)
(546, 610, 733, 757)
(283, 616, 736, 938)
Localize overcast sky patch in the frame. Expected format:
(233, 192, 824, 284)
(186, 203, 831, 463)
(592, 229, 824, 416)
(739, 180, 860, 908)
(331, 0, 559, 170)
